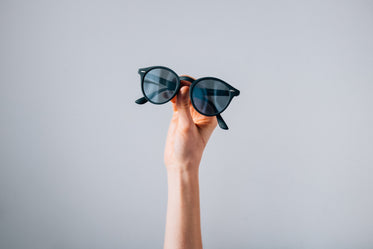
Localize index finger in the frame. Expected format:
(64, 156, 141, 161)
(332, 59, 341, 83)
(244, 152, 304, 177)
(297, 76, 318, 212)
(170, 76, 194, 105)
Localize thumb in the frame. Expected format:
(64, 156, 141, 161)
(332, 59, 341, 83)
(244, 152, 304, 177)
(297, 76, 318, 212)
(176, 86, 194, 127)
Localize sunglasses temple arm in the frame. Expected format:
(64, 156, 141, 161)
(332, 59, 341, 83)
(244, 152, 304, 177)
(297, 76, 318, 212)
(135, 97, 148, 104)
(216, 114, 228, 130)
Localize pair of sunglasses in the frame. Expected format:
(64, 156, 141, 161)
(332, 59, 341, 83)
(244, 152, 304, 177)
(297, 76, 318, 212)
(135, 66, 240, 130)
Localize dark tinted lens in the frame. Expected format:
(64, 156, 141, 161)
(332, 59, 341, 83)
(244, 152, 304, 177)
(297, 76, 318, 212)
(191, 79, 231, 115)
(143, 68, 178, 104)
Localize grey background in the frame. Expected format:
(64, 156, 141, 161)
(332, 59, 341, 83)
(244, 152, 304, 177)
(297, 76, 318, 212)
(1, 0, 372, 248)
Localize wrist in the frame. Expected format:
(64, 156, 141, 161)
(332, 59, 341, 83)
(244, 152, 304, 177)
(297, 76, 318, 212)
(166, 162, 200, 176)
(167, 167, 199, 189)
(164, 152, 203, 174)
(167, 166, 199, 178)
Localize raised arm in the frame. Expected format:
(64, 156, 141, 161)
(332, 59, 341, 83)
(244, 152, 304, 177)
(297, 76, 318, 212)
(163, 79, 217, 249)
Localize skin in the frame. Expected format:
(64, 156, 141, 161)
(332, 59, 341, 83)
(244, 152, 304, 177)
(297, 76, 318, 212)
(163, 77, 217, 249)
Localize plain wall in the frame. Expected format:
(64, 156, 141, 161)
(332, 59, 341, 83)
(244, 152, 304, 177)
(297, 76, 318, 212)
(1, 0, 372, 248)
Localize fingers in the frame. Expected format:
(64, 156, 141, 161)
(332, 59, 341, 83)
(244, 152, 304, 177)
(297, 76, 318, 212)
(171, 80, 191, 112)
(170, 79, 216, 133)
(175, 85, 194, 128)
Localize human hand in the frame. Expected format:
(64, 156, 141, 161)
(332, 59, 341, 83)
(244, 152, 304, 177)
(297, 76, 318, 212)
(164, 77, 217, 172)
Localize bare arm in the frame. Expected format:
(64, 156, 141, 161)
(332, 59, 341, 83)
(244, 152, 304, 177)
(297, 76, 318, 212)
(163, 79, 217, 249)
(164, 168, 201, 249)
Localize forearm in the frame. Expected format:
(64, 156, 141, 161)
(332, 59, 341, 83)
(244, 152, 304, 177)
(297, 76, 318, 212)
(164, 167, 202, 249)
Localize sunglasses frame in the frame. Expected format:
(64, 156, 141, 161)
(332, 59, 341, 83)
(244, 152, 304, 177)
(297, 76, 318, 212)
(139, 66, 181, 105)
(189, 76, 240, 117)
(135, 66, 240, 130)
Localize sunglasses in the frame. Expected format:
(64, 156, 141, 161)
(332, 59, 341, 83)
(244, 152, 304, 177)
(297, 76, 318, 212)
(135, 66, 240, 130)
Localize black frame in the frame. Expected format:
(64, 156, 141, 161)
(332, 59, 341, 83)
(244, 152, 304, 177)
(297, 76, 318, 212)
(135, 66, 240, 130)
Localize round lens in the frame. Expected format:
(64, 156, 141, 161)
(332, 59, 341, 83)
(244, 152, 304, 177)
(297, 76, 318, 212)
(143, 68, 179, 104)
(191, 79, 231, 115)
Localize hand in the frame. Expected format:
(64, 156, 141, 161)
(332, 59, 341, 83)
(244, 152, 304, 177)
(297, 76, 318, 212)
(164, 77, 217, 172)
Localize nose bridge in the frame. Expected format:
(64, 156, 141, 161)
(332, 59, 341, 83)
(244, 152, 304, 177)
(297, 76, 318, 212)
(179, 75, 195, 83)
